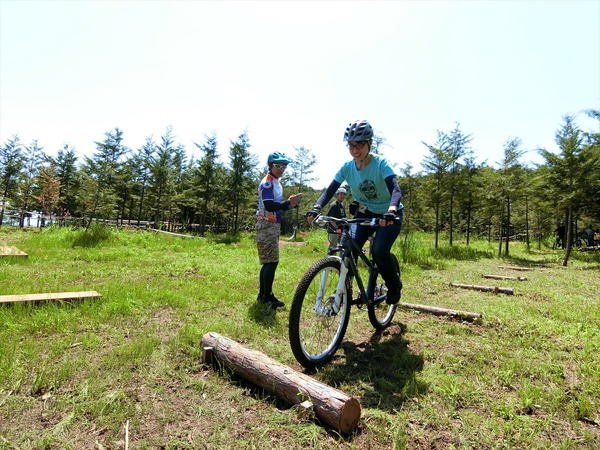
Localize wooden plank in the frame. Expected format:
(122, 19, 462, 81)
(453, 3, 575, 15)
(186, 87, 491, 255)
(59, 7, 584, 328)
(0, 246, 28, 258)
(0, 291, 101, 304)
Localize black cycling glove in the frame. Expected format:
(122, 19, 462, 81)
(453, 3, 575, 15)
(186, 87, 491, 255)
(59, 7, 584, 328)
(382, 212, 398, 224)
(305, 205, 321, 219)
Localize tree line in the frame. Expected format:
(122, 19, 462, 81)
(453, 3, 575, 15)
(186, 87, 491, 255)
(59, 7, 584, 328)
(1, 111, 598, 265)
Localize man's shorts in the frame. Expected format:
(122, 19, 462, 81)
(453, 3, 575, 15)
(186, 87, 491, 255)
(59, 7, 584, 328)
(256, 220, 281, 264)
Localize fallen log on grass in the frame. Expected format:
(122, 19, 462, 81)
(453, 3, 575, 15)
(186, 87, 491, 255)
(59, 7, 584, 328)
(398, 302, 482, 322)
(201, 332, 361, 433)
(450, 283, 514, 295)
(482, 274, 527, 281)
(497, 265, 533, 271)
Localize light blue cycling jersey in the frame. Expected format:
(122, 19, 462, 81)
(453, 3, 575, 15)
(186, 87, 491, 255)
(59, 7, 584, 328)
(333, 154, 395, 214)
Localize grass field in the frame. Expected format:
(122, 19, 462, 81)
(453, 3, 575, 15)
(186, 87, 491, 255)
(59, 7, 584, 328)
(0, 225, 599, 449)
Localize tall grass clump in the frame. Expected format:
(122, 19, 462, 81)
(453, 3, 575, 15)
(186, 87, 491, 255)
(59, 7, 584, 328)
(397, 232, 495, 269)
(399, 233, 438, 268)
(68, 223, 114, 248)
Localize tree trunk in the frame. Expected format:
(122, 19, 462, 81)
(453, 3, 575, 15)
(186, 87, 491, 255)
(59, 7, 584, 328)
(449, 193, 454, 246)
(525, 196, 530, 251)
(201, 332, 361, 433)
(434, 203, 439, 249)
(466, 196, 472, 246)
(505, 197, 510, 256)
(562, 199, 574, 266)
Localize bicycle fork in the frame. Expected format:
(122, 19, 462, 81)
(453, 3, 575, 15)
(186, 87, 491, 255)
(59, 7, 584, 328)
(314, 258, 350, 316)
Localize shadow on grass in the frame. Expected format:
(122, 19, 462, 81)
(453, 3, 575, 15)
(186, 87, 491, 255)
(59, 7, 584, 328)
(247, 300, 278, 328)
(317, 324, 428, 412)
(500, 256, 556, 267)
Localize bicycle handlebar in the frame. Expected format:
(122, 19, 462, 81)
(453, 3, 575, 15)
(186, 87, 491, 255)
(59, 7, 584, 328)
(312, 214, 378, 229)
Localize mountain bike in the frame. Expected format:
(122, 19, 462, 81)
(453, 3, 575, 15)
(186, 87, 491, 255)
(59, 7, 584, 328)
(288, 215, 400, 369)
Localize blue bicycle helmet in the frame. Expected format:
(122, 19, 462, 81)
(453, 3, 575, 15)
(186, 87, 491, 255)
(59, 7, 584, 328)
(344, 120, 374, 142)
(267, 152, 290, 164)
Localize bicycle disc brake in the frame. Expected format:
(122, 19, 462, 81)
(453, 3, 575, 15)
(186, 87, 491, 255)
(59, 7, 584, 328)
(314, 294, 340, 317)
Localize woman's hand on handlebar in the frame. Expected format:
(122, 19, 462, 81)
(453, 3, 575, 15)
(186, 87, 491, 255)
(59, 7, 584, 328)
(305, 206, 321, 224)
(379, 211, 399, 227)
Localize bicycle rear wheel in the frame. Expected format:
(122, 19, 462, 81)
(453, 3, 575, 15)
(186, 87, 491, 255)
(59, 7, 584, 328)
(289, 257, 352, 369)
(367, 253, 399, 330)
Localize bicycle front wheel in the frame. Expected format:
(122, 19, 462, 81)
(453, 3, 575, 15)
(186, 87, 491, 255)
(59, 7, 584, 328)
(367, 253, 399, 330)
(289, 257, 352, 369)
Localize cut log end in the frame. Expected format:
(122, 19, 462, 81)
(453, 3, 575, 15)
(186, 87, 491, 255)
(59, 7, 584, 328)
(339, 397, 362, 433)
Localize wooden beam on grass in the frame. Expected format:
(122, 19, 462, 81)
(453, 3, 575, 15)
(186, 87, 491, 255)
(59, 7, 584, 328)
(398, 302, 482, 322)
(482, 274, 527, 281)
(201, 331, 361, 433)
(450, 282, 514, 295)
(0, 246, 28, 258)
(0, 291, 101, 304)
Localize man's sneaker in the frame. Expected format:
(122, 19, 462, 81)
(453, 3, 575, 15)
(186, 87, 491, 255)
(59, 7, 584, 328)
(386, 283, 402, 305)
(266, 293, 285, 309)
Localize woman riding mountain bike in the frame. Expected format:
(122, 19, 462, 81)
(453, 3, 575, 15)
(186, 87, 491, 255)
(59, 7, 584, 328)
(289, 213, 400, 369)
(306, 119, 404, 305)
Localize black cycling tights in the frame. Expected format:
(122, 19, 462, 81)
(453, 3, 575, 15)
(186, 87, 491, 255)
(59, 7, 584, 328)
(260, 262, 278, 295)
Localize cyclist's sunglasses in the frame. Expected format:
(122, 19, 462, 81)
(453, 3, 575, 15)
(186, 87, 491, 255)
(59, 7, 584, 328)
(347, 141, 368, 151)
(272, 163, 287, 170)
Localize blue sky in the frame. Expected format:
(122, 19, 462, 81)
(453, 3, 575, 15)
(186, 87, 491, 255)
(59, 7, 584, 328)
(1, 0, 599, 187)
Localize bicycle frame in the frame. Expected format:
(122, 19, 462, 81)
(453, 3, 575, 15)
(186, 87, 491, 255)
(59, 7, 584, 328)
(314, 215, 383, 313)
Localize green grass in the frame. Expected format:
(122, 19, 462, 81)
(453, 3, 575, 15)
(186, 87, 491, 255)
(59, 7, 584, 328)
(0, 226, 598, 449)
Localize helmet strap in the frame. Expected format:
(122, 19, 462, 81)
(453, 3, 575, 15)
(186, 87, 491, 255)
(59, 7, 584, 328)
(359, 140, 372, 164)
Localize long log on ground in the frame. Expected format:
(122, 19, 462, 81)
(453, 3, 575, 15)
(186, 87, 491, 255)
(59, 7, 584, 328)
(450, 283, 514, 295)
(497, 265, 533, 271)
(482, 274, 527, 281)
(201, 332, 361, 433)
(398, 302, 482, 322)
(0, 291, 102, 304)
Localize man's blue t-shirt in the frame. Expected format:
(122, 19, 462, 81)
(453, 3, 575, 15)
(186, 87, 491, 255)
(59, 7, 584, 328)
(334, 154, 395, 214)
